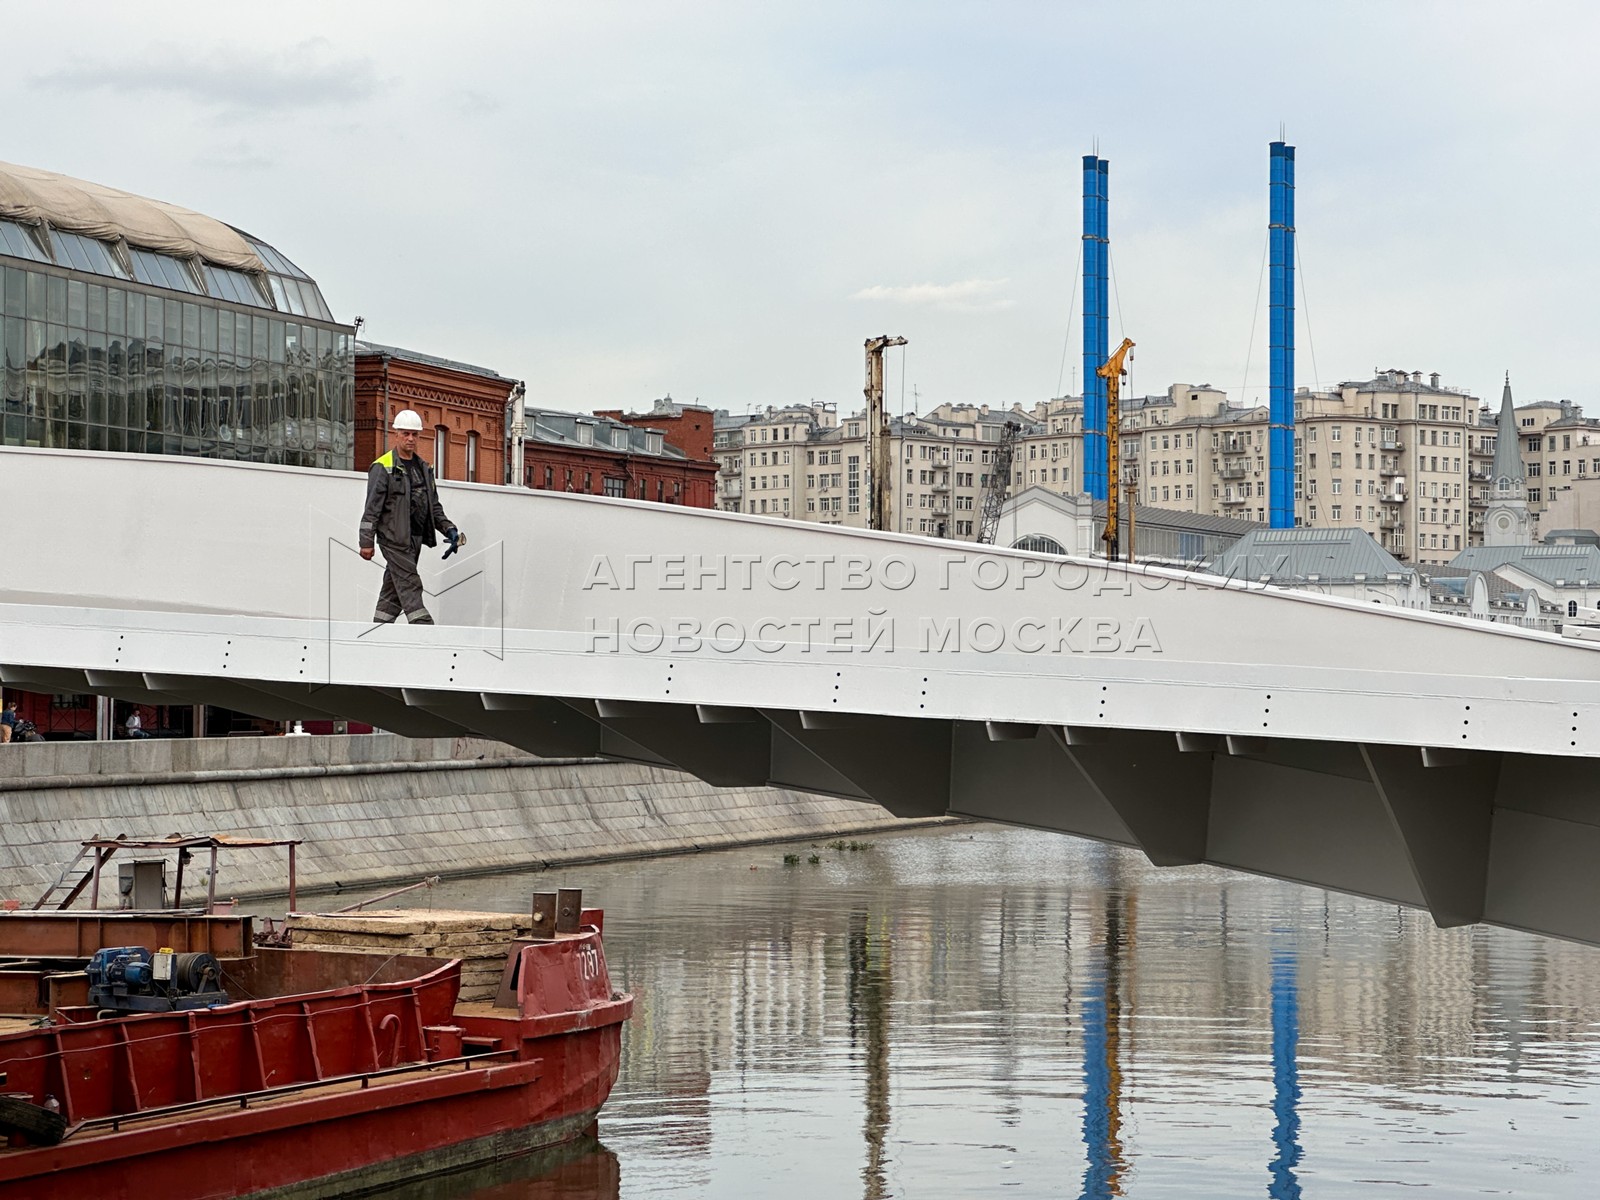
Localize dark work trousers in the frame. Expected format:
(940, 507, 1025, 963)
(374, 536, 433, 623)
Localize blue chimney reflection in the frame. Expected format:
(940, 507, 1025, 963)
(1268, 948, 1303, 1199)
(1079, 900, 1126, 1199)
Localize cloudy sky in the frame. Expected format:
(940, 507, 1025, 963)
(6, 2, 1597, 417)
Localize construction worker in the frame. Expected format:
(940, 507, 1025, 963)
(358, 409, 464, 624)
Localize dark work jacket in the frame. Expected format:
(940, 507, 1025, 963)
(359, 450, 456, 550)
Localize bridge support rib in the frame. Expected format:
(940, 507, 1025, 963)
(1048, 727, 1212, 866)
(949, 722, 1198, 856)
(759, 711, 875, 802)
(475, 694, 615, 757)
(583, 699, 770, 785)
(764, 712, 949, 817)
(1361, 744, 1499, 928)
(238, 682, 470, 739)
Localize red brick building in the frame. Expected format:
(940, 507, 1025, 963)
(524, 406, 717, 507)
(354, 342, 521, 482)
(593, 396, 714, 462)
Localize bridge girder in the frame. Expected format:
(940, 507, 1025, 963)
(6, 446, 1600, 943)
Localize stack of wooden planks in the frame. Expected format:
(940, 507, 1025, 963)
(287, 908, 534, 1001)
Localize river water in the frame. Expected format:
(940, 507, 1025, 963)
(359, 822, 1600, 1199)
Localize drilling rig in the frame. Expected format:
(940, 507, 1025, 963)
(1098, 337, 1135, 560)
(864, 335, 907, 531)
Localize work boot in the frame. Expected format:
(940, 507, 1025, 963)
(407, 609, 435, 625)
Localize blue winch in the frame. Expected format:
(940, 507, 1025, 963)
(85, 946, 229, 1014)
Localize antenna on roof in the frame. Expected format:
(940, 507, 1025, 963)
(352, 316, 365, 337)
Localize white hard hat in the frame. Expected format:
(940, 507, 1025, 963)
(392, 409, 424, 432)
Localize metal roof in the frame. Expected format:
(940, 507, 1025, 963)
(1211, 527, 1412, 582)
(1448, 544, 1600, 584)
(526, 407, 687, 461)
(1335, 371, 1469, 396)
(1424, 564, 1522, 605)
(1491, 377, 1525, 485)
(1089, 499, 1262, 537)
(355, 340, 514, 385)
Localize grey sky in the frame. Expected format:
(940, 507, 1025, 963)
(7, 2, 1596, 417)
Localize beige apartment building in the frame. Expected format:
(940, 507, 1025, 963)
(1016, 385, 1272, 524)
(713, 403, 839, 518)
(710, 372, 1600, 566)
(804, 405, 1020, 537)
(1295, 371, 1482, 568)
(711, 413, 747, 513)
(1012, 372, 1490, 566)
(712, 401, 1026, 538)
(1511, 396, 1600, 536)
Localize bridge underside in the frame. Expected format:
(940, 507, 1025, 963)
(6, 660, 1597, 947)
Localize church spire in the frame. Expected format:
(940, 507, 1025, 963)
(1484, 373, 1532, 547)
(1491, 373, 1524, 489)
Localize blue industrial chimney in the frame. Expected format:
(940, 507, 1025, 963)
(1082, 155, 1109, 500)
(1268, 141, 1295, 527)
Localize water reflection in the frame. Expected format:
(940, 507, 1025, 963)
(1079, 891, 1128, 1199)
(331, 824, 1600, 1199)
(1268, 947, 1302, 1200)
(373, 1137, 618, 1199)
(849, 908, 893, 1199)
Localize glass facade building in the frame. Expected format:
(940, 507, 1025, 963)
(0, 175, 353, 468)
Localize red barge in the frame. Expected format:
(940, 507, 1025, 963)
(0, 859, 632, 1200)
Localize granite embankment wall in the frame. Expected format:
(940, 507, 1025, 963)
(0, 735, 928, 901)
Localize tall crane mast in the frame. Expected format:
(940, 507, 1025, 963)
(976, 420, 1021, 545)
(864, 335, 907, 531)
(1098, 337, 1135, 561)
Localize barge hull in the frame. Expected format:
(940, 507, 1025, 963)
(0, 1025, 622, 1200)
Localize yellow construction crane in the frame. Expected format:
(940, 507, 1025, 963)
(864, 335, 907, 531)
(1098, 337, 1135, 560)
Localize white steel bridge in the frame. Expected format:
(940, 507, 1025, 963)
(6, 447, 1600, 944)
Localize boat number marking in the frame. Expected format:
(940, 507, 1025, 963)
(576, 943, 601, 981)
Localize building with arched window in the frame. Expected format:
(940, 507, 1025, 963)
(0, 161, 354, 468)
